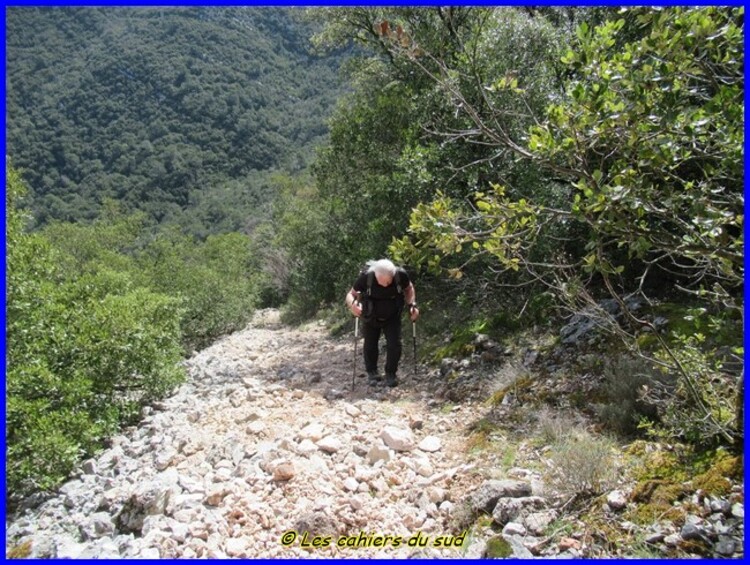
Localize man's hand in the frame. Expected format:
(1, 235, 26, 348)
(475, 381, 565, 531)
(351, 301, 362, 318)
(409, 304, 420, 322)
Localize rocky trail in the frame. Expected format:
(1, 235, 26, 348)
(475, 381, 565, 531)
(6, 309, 744, 559)
(5, 310, 504, 558)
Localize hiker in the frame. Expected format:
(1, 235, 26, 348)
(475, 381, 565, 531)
(345, 259, 419, 387)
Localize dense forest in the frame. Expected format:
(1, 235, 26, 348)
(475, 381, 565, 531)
(6, 7, 347, 235)
(5, 5, 743, 517)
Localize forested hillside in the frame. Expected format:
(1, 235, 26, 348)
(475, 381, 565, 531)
(6, 7, 346, 235)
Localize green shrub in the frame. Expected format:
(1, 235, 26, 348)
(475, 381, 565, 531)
(594, 356, 668, 437)
(136, 230, 258, 350)
(535, 406, 577, 445)
(5, 164, 186, 497)
(6, 390, 108, 492)
(545, 429, 619, 497)
(656, 333, 740, 448)
(5, 281, 185, 496)
(73, 288, 185, 403)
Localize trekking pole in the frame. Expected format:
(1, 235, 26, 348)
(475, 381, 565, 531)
(412, 319, 417, 378)
(352, 313, 359, 392)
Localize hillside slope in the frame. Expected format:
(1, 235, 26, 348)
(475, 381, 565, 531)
(5, 311, 743, 558)
(6, 7, 346, 232)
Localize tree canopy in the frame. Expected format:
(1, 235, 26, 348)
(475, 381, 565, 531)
(6, 7, 348, 235)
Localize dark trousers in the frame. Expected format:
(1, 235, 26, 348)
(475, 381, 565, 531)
(362, 317, 402, 375)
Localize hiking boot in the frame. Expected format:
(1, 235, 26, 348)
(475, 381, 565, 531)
(367, 371, 382, 385)
(385, 373, 398, 387)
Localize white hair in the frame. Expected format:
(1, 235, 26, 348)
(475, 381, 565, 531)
(366, 258, 398, 276)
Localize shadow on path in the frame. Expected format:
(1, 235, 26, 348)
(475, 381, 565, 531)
(246, 309, 436, 405)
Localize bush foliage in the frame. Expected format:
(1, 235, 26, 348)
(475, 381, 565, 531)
(5, 164, 257, 498)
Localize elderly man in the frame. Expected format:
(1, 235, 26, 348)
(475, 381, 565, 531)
(345, 259, 420, 387)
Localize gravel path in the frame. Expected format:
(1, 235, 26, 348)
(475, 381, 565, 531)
(6, 309, 489, 558)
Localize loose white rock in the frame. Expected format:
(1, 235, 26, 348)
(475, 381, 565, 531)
(380, 426, 415, 452)
(317, 436, 343, 454)
(417, 436, 442, 453)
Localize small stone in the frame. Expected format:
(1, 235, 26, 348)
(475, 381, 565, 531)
(606, 490, 628, 511)
(140, 547, 161, 559)
(171, 522, 190, 543)
(680, 523, 707, 541)
(367, 443, 391, 465)
(204, 485, 229, 506)
(297, 439, 318, 455)
(664, 533, 681, 547)
(352, 444, 368, 457)
(559, 537, 581, 551)
(155, 447, 178, 471)
(81, 459, 97, 475)
(426, 487, 446, 504)
(684, 514, 703, 527)
(272, 462, 295, 482)
(240, 410, 266, 423)
(502, 522, 527, 536)
(492, 496, 545, 527)
(439, 501, 454, 515)
(416, 462, 434, 477)
(644, 531, 665, 544)
(417, 436, 442, 453)
(387, 472, 403, 486)
(82, 512, 115, 540)
(343, 477, 359, 492)
(380, 426, 415, 452)
(246, 421, 266, 435)
(299, 423, 325, 442)
(225, 538, 247, 557)
(316, 436, 342, 454)
(524, 510, 557, 535)
(403, 511, 426, 530)
(55, 534, 86, 559)
(214, 467, 232, 482)
(471, 480, 533, 514)
(715, 538, 737, 556)
(619, 520, 638, 533)
(709, 498, 732, 515)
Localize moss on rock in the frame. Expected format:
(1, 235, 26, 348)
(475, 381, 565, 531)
(691, 453, 742, 496)
(484, 535, 512, 558)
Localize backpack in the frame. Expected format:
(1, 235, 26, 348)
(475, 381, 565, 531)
(360, 266, 407, 322)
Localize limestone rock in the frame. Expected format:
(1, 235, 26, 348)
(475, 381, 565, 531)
(316, 436, 343, 454)
(367, 443, 392, 465)
(606, 490, 628, 511)
(491, 496, 546, 527)
(343, 477, 359, 492)
(272, 462, 295, 482)
(380, 426, 415, 452)
(299, 423, 326, 442)
(470, 480, 533, 514)
(417, 436, 442, 453)
(225, 537, 250, 557)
